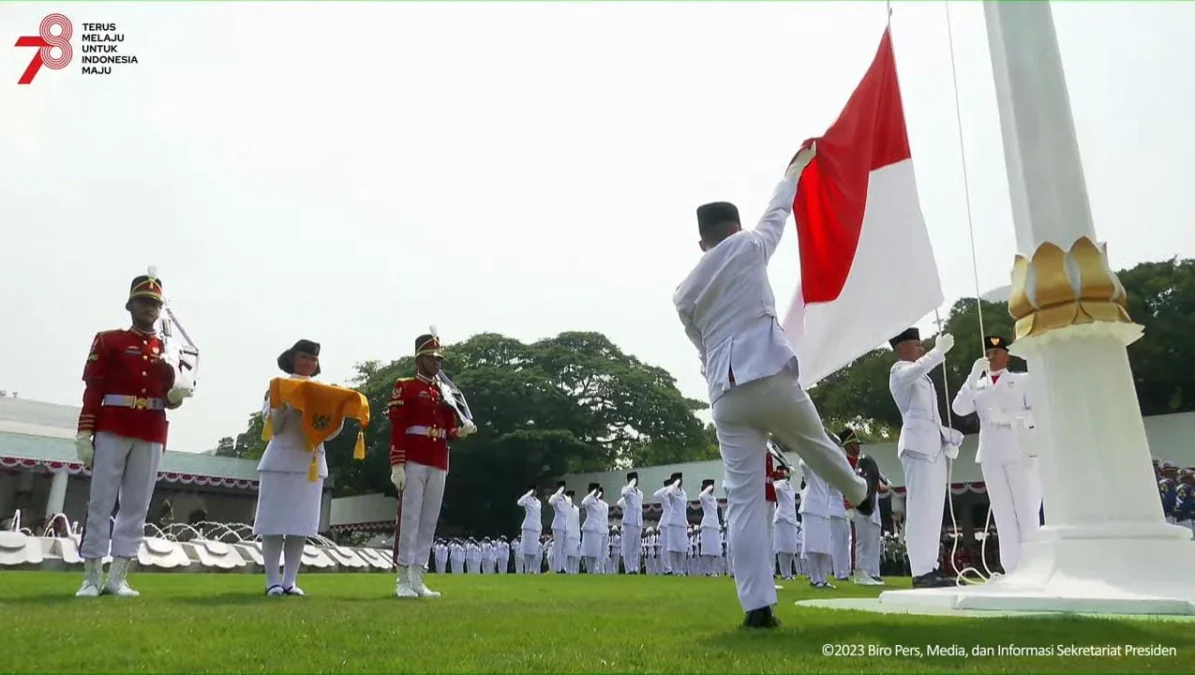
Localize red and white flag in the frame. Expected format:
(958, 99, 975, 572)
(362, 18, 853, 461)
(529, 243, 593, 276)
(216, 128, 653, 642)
(782, 28, 943, 388)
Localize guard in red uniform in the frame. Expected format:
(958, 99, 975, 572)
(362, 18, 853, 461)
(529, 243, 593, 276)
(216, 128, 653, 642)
(74, 271, 193, 598)
(389, 331, 476, 599)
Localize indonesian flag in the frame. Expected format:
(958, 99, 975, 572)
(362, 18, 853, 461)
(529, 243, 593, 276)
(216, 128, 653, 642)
(782, 28, 943, 388)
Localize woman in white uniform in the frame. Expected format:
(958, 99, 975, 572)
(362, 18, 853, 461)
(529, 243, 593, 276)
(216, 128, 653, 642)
(253, 339, 342, 596)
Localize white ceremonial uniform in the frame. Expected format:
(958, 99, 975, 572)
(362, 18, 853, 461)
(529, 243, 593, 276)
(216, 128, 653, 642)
(952, 367, 1038, 574)
(828, 485, 851, 580)
(513, 537, 525, 574)
(480, 541, 495, 573)
(466, 541, 482, 574)
(254, 375, 342, 537)
(597, 498, 611, 573)
(434, 542, 449, 574)
(799, 460, 835, 585)
(890, 346, 960, 578)
(652, 486, 676, 573)
(450, 542, 465, 574)
(517, 491, 543, 564)
(619, 481, 644, 573)
(771, 479, 800, 579)
(699, 489, 722, 575)
(548, 488, 569, 572)
(565, 502, 581, 574)
(674, 173, 868, 613)
(497, 539, 510, 574)
(851, 466, 883, 581)
(608, 532, 621, 574)
(581, 491, 605, 564)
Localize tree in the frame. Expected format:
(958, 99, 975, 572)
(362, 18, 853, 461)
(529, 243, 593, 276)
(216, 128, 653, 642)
(234, 412, 267, 460)
(214, 436, 236, 457)
(234, 330, 714, 536)
(808, 257, 1195, 432)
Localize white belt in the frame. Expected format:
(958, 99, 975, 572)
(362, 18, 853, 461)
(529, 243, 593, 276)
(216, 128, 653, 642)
(406, 425, 447, 440)
(101, 395, 166, 410)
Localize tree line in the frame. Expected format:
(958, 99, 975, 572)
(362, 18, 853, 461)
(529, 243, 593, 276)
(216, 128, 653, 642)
(215, 258, 1194, 534)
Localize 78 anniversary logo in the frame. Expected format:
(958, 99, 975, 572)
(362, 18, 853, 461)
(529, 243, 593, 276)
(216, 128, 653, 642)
(14, 13, 139, 84)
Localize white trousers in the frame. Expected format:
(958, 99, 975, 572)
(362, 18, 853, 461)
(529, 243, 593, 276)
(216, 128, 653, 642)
(853, 515, 881, 578)
(981, 458, 1039, 574)
(712, 371, 867, 613)
(81, 432, 162, 560)
(551, 529, 567, 572)
(396, 461, 446, 569)
(622, 525, 641, 572)
(830, 516, 851, 579)
(900, 451, 948, 577)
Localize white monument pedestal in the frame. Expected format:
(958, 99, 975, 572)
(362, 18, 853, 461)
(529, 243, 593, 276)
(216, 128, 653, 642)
(877, 1, 1195, 616)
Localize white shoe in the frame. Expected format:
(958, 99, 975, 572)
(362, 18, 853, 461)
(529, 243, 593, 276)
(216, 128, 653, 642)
(284, 585, 305, 596)
(854, 573, 883, 586)
(411, 566, 441, 598)
(104, 557, 140, 597)
(395, 565, 419, 599)
(265, 584, 285, 597)
(75, 559, 103, 597)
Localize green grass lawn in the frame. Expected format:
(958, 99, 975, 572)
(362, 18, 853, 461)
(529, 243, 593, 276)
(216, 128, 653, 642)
(2, 571, 1192, 673)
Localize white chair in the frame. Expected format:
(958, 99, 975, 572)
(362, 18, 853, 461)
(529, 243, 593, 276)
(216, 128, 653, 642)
(0, 511, 45, 567)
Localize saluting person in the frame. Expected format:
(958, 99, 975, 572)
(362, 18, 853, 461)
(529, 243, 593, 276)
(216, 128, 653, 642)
(389, 331, 477, 598)
(889, 327, 961, 588)
(771, 466, 800, 581)
(619, 472, 644, 574)
(548, 482, 569, 573)
(75, 270, 194, 597)
(951, 335, 1038, 575)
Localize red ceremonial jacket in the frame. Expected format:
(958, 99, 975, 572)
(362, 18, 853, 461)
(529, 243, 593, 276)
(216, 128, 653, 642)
(78, 327, 177, 445)
(387, 374, 460, 471)
(765, 454, 777, 503)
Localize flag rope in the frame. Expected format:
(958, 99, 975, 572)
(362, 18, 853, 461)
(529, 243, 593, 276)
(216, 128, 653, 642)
(939, 0, 999, 586)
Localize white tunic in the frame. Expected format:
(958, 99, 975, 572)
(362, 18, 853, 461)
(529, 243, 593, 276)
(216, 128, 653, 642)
(620, 483, 644, 528)
(253, 374, 342, 537)
(698, 490, 721, 555)
(772, 479, 801, 554)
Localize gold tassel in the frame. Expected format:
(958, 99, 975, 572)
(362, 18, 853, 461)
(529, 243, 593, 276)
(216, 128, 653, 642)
(307, 455, 318, 482)
(354, 431, 365, 460)
(262, 416, 273, 441)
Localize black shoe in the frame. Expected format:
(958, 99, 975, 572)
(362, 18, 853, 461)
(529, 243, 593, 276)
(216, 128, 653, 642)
(742, 607, 781, 629)
(912, 571, 957, 588)
(853, 456, 881, 517)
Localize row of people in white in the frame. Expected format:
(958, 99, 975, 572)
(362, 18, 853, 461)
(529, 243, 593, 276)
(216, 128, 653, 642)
(431, 539, 511, 574)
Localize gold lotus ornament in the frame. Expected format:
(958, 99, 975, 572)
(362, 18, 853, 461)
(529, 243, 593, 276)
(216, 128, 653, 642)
(1008, 236, 1132, 341)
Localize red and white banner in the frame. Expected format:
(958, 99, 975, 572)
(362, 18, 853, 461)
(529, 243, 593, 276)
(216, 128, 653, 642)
(783, 28, 944, 388)
(0, 455, 258, 490)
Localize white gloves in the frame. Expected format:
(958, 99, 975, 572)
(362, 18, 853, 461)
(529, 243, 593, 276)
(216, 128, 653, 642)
(391, 464, 406, 492)
(167, 386, 194, 405)
(75, 432, 94, 466)
(785, 142, 817, 179)
(457, 421, 477, 438)
(967, 357, 989, 386)
(944, 428, 964, 447)
(932, 333, 955, 355)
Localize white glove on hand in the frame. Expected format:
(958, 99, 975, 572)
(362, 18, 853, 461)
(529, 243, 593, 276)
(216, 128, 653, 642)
(75, 432, 94, 466)
(933, 333, 956, 355)
(967, 357, 989, 386)
(785, 142, 817, 179)
(457, 421, 477, 438)
(391, 465, 406, 492)
(943, 443, 960, 460)
(944, 428, 964, 447)
(167, 386, 194, 405)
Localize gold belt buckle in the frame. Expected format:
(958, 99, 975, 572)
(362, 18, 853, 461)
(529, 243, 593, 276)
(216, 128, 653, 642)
(429, 427, 441, 440)
(133, 397, 148, 410)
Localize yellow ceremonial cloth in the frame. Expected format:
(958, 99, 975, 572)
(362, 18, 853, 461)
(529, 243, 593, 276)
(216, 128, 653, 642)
(261, 378, 371, 480)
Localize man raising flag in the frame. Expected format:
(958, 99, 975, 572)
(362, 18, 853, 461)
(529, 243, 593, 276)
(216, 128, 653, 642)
(782, 27, 944, 390)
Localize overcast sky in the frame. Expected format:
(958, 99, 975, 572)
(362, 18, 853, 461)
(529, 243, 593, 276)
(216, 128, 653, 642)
(2, 2, 1192, 453)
